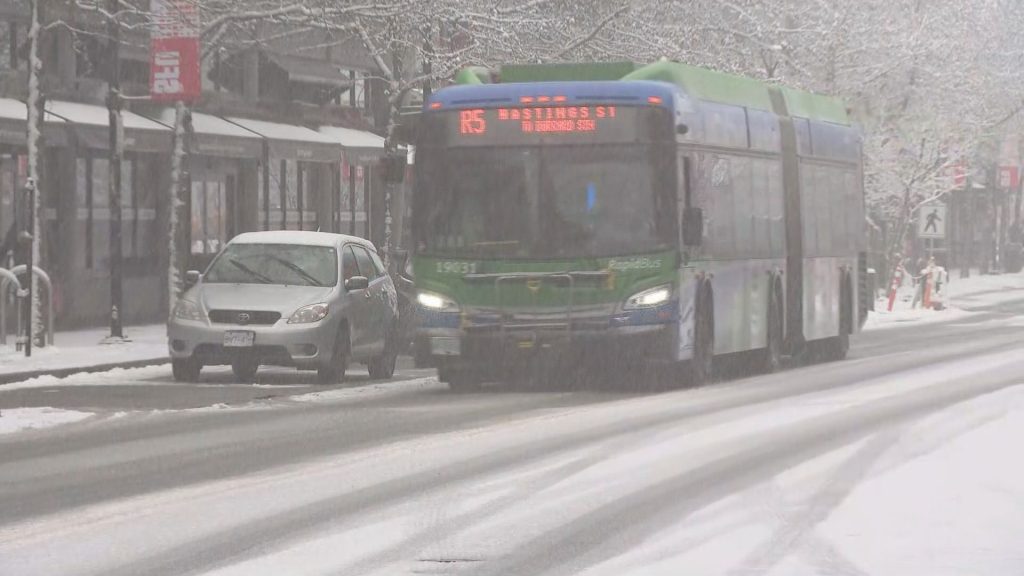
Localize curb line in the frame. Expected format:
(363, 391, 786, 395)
(0, 358, 169, 386)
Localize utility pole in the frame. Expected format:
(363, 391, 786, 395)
(22, 0, 42, 355)
(107, 0, 124, 338)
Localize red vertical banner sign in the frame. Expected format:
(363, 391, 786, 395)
(150, 0, 201, 102)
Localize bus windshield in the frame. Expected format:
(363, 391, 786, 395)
(415, 145, 674, 259)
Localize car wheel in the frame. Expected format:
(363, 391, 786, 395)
(172, 358, 201, 382)
(758, 284, 784, 374)
(231, 358, 259, 383)
(317, 327, 349, 385)
(368, 326, 398, 380)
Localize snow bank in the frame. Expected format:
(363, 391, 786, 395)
(0, 324, 166, 379)
(0, 407, 92, 435)
(865, 270, 1024, 330)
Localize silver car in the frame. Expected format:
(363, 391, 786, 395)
(167, 231, 399, 383)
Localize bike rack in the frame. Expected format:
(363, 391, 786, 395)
(0, 265, 54, 346)
(0, 268, 20, 346)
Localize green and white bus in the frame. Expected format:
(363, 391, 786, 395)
(411, 61, 868, 390)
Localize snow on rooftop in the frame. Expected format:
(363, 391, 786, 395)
(46, 101, 170, 131)
(153, 109, 261, 139)
(226, 117, 337, 144)
(0, 98, 26, 121)
(318, 125, 385, 149)
(229, 230, 371, 248)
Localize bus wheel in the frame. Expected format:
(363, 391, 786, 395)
(687, 287, 715, 386)
(759, 283, 784, 373)
(822, 274, 853, 361)
(440, 365, 483, 393)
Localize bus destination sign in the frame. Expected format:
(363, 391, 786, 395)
(445, 105, 641, 145)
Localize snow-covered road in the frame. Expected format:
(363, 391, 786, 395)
(3, 303, 1024, 575)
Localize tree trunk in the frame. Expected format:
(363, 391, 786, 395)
(26, 0, 42, 348)
(167, 100, 187, 317)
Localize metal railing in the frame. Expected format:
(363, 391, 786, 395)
(0, 265, 54, 347)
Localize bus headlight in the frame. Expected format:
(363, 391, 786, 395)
(624, 285, 672, 309)
(418, 291, 459, 312)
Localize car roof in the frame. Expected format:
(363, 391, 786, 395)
(228, 231, 375, 250)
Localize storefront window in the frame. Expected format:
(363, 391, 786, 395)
(92, 158, 110, 268)
(299, 162, 318, 231)
(191, 178, 227, 256)
(268, 159, 283, 229)
(285, 158, 299, 229)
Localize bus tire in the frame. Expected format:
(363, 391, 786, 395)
(440, 365, 482, 392)
(687, 284, 715, 386)
(822, 273, 853, 361)
(759, 279, 784, 373)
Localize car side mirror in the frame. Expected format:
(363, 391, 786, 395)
(185, 270, 201, 287)
(682, 207, 704, 247)
(344, 275, 370, 291)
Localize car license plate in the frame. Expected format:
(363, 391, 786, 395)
(224, 330, 255, 347)
(430, 337, 460, 356)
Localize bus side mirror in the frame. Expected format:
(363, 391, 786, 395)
(682, 207, 703, 246)
(382, 155, 407, 184)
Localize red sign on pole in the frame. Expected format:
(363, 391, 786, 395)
(150, 0, 201, 102)
(951, 162, 967, 189)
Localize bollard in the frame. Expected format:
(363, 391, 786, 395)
(886, 262, 904, 312)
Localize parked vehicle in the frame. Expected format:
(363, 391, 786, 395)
(167, 231, 399, 384)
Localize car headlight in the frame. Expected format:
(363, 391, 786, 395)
(417, 291, 459, 312)
(624, 284, 673, 310)
(173, 299, 204, 321)
(288, 303, 329, 324)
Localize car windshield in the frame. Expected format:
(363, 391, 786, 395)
(204, 243, 337, 287)
(414, 145, 673, 258)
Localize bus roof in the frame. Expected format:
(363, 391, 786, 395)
(440, 60, 850, 126)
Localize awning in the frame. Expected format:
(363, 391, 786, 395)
(265, 53, 352, 89)
(318, 125, 386, 164)
(0, 98, 68, 147)
(45, 100, 172, 152)
(149, 109, 263, 159)
(225, 117, 340, 163)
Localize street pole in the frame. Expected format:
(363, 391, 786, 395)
(108, 0, 124, 338)
(23, 0, 41, 355)
(20, 179, 34, 357)
(963, 177, 972, 278)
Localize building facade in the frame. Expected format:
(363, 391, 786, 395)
(0, 1, 395, 330)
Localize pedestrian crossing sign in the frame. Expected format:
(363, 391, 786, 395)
(918, 204, 946, 239)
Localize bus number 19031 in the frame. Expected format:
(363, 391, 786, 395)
(436, 261, 479, 275)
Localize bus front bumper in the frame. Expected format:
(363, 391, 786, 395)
(414, 324, 675, 369)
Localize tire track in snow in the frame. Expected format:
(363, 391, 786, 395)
(479, 376, 1024, 576)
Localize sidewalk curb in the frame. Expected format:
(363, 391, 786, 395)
(0, 357, 169, 386)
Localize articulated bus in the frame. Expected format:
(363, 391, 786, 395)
(411, 61, 868, 390)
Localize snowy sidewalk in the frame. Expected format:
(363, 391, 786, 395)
(0, 324, 167, 385)
(865, 269, 1024, 330)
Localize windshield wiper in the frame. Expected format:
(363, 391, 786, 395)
(266, 255, 327, 286)
(228, 258, 273, 284)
